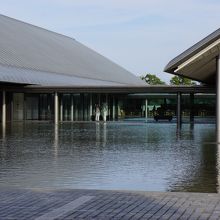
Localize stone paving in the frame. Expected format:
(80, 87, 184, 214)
(0, 189, 220, 219)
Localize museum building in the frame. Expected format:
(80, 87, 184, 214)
(0, 14, 217, 125)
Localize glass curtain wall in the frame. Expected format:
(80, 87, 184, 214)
(60, 94, 90, 121)
(60, 93, 116, 121)
(8, 92, 215, 122)
(39, 94, 54, 120)
(62, 94, 71, 121)
(73, 94, 80, 121)
(25, 94, 39, 120)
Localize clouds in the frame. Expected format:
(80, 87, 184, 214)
(1, 0, 220, 82)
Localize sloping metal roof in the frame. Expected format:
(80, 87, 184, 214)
(164, 28, 220, 83)
(0, 14, 144, 86)
(0, 64, 126, 86)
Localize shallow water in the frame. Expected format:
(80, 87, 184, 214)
(0, 122, 218, 192)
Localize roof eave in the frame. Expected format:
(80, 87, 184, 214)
(164, 28, 220, 74)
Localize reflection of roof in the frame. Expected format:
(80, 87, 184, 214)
(0, 14, 144, 86)
(164, 29, 220, 84)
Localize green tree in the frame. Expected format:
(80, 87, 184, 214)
(141, 74, 165, 85)
(170, 76, 196, 85)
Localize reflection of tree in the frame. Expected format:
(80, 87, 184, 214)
(168, 127, 217, 193)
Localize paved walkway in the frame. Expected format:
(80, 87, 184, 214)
(0, 189, 220, 219)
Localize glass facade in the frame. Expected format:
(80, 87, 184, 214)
(115, 93, 216, 121)
(0, 92, 216, 122)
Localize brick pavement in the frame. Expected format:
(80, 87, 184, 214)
(0, 188, 220, 219)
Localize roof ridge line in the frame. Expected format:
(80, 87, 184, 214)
(0, 14, 141, 81)
(0, 14, 76, 42)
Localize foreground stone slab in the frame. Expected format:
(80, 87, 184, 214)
(35, 196, 94, 220)
(0, 188, 220, 219)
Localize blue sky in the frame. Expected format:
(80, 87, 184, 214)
(1, 0, 220, 82)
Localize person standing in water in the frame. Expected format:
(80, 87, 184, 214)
(95, 104, 100, 121)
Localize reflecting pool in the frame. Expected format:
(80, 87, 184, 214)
(0, 122, 218, 192)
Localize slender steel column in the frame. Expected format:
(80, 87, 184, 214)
(71, 95, 74, 121)
(190, 93, 194, 124)
(89, 94, 93, 121)
(75, 97, 78, 121)
(177, 92, 182, 128)
(217, 56, 220, 141)
(54, 92, 59, 124)
(145, 99, 148, 119)
(216, 56, 220, 189)
(112, 96, 115, 121)
(2, 90, 6, 126)
(60, 94, 63, 122)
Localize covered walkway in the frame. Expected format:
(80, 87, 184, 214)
(165, 28, 220, 139)
(0, 84, 215, 126)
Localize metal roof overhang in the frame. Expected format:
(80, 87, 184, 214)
(164, 29, 220, 84)
(172, 40, 220, 83)
(0, 64, 128, 87)
(0, 84, 214, 94)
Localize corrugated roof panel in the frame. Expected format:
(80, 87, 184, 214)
(0, 14, 144, 86)
(0, 64, 127, 86)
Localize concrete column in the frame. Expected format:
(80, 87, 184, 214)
(54, 92, 59, 124)
(112, 96, 115, 121)
(60, 95, 63, 122)
(217, 56, 220, 141)
(177, 92, 182, 128)
(190, 93, 194, 124)
(2, 90, 6, 126)
(71, 95, 74, 121)
(145, 99, 148, 119)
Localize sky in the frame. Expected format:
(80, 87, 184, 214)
(1, 0, 220, 83)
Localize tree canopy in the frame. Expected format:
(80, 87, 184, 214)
(170, 76, 196, 85)
(141, 74, 165, 85)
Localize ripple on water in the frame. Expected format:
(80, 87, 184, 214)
(0, 122, 217, 193)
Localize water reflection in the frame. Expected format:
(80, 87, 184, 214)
(96, 122, 100, 146)
(217, 141, 220, 193)
(169, 127, 217, 192)
(103, 123, 107, 147)
(2, 123, 6, 140)
(54, 123, 59, 158)
(0, 122, 217, 192)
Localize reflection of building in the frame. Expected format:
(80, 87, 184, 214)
(0, 14, 217, 124)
